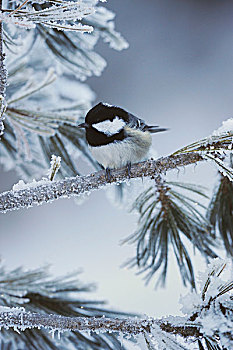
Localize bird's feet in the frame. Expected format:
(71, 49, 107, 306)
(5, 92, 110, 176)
(126, 162, 131, 178)
(105, 167, 112, 182)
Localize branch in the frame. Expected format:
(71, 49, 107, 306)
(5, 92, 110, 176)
(0, 0, 6, 96)
(0, 152, 203, 213)
(0, 0, 7, 136)
(0, 310, 202, 339)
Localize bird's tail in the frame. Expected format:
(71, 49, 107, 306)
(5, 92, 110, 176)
(144, 125, 168, 133)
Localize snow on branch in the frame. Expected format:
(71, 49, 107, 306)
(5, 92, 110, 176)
(1, 0, 95, 31)
(0, 152, 203, 214)
(0, 309, 201, 338)
(0, 259, 232, 349)
(0, 131, 231, 213)
(48, 154, 61, 181)
(0, 0, 7, 136)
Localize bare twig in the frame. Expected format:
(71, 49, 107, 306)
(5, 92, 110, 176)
(0, 152, 203, 213)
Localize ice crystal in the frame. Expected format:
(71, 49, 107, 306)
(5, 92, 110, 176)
(179, 259, 233, 349)
(48, 155, 61, 181)
(212, 117, 233, 136)
(4, 1, 95, 32)
(12, 178, 50, 192)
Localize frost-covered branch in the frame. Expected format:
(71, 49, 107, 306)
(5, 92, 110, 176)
(1, 0, 94, 31)
(0, 134, 233, 214)
(0, 152, 204, 213)
(0, 259, 232, 349)
(1, 127, 232, 214)
(0, 0, 7, 96)
(0, 309, 201, 338)
(0, 0, 7, 136)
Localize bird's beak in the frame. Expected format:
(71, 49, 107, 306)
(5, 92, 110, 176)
(77, 122, 89, 129)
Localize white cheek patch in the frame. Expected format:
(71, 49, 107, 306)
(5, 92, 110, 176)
(92, 116, 125, 136)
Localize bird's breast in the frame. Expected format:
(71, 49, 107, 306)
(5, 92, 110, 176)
(89, 127, 152, 169)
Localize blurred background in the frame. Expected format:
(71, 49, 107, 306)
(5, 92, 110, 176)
(1, 0, 233, 318)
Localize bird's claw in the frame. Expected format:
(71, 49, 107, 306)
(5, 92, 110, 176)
(105, 167, 112, 182)
(127, 162, 131, 178)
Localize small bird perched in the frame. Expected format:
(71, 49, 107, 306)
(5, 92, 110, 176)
(78, 102, 167, 179)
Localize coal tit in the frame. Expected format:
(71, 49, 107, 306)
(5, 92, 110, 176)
(78, 103, 167, 178)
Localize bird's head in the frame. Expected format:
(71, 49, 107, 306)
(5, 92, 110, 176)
(78, 102, 128, 136)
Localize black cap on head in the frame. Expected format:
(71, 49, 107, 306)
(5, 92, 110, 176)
(85, 102, 128, 125)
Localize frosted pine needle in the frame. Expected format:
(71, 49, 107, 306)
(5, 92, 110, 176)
(48, 155, 61, 181)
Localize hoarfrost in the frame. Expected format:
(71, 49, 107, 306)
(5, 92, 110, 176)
(48, 155, 61, 181)
(136, 333, 153, 350)
(80, 3, 129, 51)
(0, 13, 36, 29)
(151, 324, 189, 350)
(118, 332, 124, 347)
(0, 119, 4, 136)
(212, 117, 233, 136)
(0, 306, 25, 315)
(12, 178, 50, 192)
(4, 1, 96, 32)
(203, 153, 233, 182)
(179, 293, 201, 315)
(179, 259, 233, 349)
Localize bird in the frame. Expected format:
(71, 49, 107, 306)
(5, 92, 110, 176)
(78, 102, 167, 180)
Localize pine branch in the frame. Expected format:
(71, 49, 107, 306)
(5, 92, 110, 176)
(0, 309, 202, 338)
(1, 125, 233, 214)
(0, 137, 232, 214)
(0, 0, 7, 136)
(0, 0, 7, 96)
(0, 264, 131, 349)
(0, 260, 232, 349)
(122, 177, 217, 288)
(0, 152, 204, 213)
(207, 173, 233, 256)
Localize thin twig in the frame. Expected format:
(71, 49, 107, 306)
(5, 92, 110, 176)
(8, 0, 30, 17)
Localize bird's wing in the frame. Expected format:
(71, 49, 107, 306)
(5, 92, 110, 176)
(127, 113, 167, 133)
(127, 113, 150, 131)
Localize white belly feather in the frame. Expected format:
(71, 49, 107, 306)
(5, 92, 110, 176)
(89, 128, 152, 169)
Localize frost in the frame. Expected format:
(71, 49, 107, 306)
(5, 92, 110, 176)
(179, 293, 201, 315)
(43, 22, 93, 33)
(212, 117, 233, 136)
(12, 178, 50, 192)
(178, 259, 233, 349)
(89, 6, 129, 51)
(4, 1, 96, 32)
(8, 67, 57, 105)
(0, 119, 4, 136)
(136, 333, 151, 350)
(151, 324, 188, 350)
(204, 153, 233, 182)
(118, 332, 124, 347)
(0, 306, 25, 315)
(48, 155, 61, 181)
(0, 13, 36, 29)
